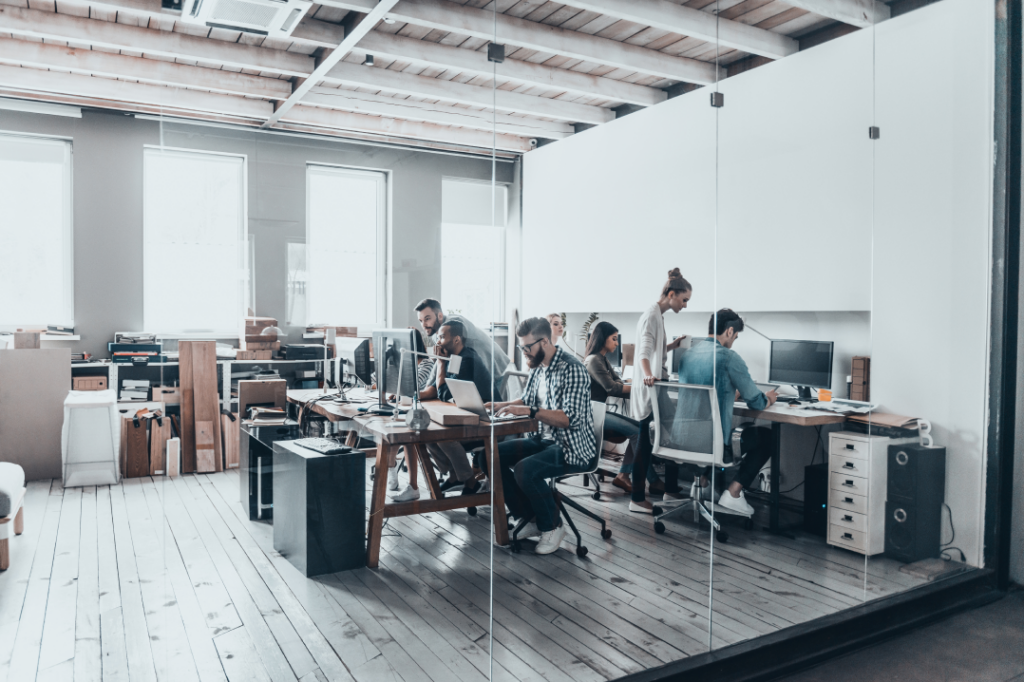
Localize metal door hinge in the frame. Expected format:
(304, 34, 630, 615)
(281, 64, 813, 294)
(869, 126, 880, 140)
(488, 43, 505, 64)
(710, 92, 724, 108)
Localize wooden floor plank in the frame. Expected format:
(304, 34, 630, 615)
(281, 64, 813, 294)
(0, 480, 53, 679)
(99, 607, 130, 682)
(7, 481, 65, 682)
(166, 475, 300, 682)
(214, 626, 274, 682)
(120, 479, 201, 682)
(73, 486, 102, 682)
(38, 483, 82, 674)
(136, 478, 230, 682)
(96, 485, 122, 615)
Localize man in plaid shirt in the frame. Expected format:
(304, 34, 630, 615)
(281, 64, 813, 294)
(487, 317, 596, 555)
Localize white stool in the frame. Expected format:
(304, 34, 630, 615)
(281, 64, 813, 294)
(0, 462, 26, 570)
(62, 389, 120, 487)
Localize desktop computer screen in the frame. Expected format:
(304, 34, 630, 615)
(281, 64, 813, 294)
(769, 339, 834, 397)
(606, 341, 622, 368)
(372, 330, 419, 410)
(335, 337, 372, 386)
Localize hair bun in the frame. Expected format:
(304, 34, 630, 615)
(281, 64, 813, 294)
(667, 267, 682, 279)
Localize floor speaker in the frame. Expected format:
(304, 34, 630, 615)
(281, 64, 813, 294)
(884, 444, 946, 562)
(803, 463, 828, 537)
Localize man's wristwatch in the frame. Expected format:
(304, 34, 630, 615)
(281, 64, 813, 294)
(529, 406, 538, 419)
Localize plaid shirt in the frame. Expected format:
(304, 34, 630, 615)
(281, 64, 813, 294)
(521, 347, 596, 468)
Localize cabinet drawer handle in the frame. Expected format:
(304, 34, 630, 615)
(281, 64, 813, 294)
(843, 480, 855, 487)
(843, 462, 856, 469)
(844, 497, 854, 504)
(842, 515, 853, 522)
(842, 532, 854, 540)
(845, 443, 855, 450)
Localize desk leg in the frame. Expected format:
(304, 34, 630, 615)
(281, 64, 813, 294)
(366, 441, 391, 569)
(345, 430, 357, 448)
(485, 434, 510, 546)
(769, 422, 782, 532)
(407, 445, 419, 490)
(414, 444, 441, 500)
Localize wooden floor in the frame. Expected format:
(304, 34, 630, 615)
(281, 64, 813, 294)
(0, 470, 948, 682)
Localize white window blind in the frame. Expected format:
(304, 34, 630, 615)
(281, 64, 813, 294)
(143, 148, 246, 335)
(0, 133, 73, 327)
(441, 179, 507, 326)
(306, 165, 386, 327)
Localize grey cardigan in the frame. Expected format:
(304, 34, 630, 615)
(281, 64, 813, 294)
(584, 353, 627, 403)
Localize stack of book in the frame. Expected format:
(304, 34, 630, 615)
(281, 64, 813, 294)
(109, 341, 167, 364)
(121, 379, 151, 401)
(248, 407, 287, 425)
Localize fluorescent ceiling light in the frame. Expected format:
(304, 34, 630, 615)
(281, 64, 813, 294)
(0, 97, 82, 119)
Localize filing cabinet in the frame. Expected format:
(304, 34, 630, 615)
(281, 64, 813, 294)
(826, 431, 913, 556)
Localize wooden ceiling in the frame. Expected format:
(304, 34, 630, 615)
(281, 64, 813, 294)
(0, 0, 889, 155)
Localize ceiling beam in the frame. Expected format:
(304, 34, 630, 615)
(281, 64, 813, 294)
(265, 0, 400, 128)
(324, 61, 615, 124)
(0, 63, 272, 118)
(354, 31, 666, 107)
(304, 87, 574, 138)
(284, 103, 534, 152)
(319, 0, 723, 84)
(552, 0, 797, 60)
(0, 5, 313, 76)
(0, 37, 292, 100)
(778, 0, 890, 28)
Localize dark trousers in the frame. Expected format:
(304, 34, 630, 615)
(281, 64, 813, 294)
(703, 426, 773, 490)
(632, 414, 655, 502)
(498, 437, 586, 532)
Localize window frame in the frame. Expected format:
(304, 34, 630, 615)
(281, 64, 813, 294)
(0, 130, 74, 330)
(305, 163, 388, 328)
(142, 145, 248, 337)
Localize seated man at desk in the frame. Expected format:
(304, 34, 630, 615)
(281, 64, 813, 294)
(677, 309, 778, 516)
(422, 320, 489, 495)
(415, 298, 510, 399)
(487, 317, 595, 555)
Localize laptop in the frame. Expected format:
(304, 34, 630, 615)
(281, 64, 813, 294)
(446, 379, 530, 422)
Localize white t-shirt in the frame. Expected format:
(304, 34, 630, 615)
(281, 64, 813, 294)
(536, 368, 555, 441)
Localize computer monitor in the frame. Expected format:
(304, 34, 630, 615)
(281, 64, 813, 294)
(335, 337, 372, 386)
(768, 339, 834, 399)
(371, 329, 418, 413)
(606, 340, 622, 368)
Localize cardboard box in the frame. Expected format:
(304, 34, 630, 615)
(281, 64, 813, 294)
(73, 376, 108, 391)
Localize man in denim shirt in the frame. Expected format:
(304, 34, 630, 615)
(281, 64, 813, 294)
(677, 309, 778, 515)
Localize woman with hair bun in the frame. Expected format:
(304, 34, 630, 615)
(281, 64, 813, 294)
(628, 268, 692, 514)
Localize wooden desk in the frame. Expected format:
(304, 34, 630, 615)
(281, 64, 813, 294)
(288, 389, 538, 567)
(733, 402, 847, 533)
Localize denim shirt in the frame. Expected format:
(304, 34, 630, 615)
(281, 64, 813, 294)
(677, 337, 768, 443)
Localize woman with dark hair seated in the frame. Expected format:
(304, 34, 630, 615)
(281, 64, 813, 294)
(583, 321, 664, 494)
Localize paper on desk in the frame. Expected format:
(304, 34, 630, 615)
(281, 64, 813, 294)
(806, 399, 877, 415)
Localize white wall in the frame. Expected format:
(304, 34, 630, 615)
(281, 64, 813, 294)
(519, 0, 994, 566)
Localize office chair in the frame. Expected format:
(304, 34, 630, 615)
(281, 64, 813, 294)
(511, 400, 612, 557)
(502, 366, 529, 402)
(649, 382, 753, 543)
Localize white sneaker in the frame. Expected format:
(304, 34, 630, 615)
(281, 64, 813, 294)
(478, 479, 490, 494)
(387, 465, 399, 492)
(718, 490, 754, 516)
(389, 484, 419, 503)
(534, 525, 565, 555)
(517, 521, 542, 540)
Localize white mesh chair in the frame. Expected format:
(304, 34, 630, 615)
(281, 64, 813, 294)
(649, 381, 752, 542)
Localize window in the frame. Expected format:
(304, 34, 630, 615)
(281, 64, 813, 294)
(441, 178, 507, 325)
(0, 133, 73, 327)
(143, 147, 246, 335)
(306, 165, 386, 327)
(285, 240, 307, 327)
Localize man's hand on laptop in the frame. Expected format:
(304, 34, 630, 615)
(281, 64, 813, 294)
(496, 404, 531, 418)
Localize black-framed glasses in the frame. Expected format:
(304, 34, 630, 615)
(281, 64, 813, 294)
(517, 338, 545, 353)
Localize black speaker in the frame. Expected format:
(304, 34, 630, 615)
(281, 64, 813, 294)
(803, 463, 829, 537)
(884, 444, 946, 563)
(884, 500, 943, 563)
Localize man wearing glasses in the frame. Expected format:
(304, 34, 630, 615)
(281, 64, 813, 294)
(486, 317, 596, 555)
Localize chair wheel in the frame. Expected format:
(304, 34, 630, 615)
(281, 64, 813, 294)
(467, 507, 477, 516)
(576, 546, 588, 558)
(592, 492, 601, 500)
(654, 521, 666, 534)
(598, 474, 606, 483)
(717, 531, 729, 543)
(652, 505, 664, 516)
(601, 528, 612, 540)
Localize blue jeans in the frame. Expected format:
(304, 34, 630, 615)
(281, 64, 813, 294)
(498, 437, 587, 533)
(604, 412, 659, 483)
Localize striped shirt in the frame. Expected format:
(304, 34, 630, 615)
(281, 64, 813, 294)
(520, 347, 596, 468)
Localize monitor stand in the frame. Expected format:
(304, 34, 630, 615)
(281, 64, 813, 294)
(795, 386, 814, 400)
(363, 403, 394, 416)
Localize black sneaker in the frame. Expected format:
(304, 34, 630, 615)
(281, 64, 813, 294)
(439, 477, 463, 492)
(461, 479, 482, 496)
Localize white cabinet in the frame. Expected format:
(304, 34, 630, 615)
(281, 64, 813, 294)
(826, 431, 913, 556)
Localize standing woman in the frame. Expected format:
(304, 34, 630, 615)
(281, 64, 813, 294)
(546, 313, 565, 347)
(629, 268, 691, 513)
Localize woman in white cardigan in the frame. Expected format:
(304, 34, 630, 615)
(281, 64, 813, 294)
(629, 268, 692, 513)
